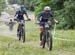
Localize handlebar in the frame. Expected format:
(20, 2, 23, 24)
(14, 19, 31, 21)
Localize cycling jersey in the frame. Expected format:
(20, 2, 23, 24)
(15, 9, 27, 20)
(38, 11, 53, 22)
(38, 11, 53, 26)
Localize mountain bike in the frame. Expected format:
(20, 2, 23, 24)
(17, 20, 25, 42)
(15, 19, 31, 43)
(41, 21, 53, 51)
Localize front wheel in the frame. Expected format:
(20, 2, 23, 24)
(42, 32, 46, 48)
(47, 31, 53, 51)
(22, 32, 25, 43)
(21, 27, 25, 43)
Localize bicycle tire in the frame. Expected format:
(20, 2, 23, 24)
(22, 31, 25, 42)
(42, 33, 46, 48)
(47, 31, 53, 51)
(19, 33, 21, 41)
(21, 27, 25, 43)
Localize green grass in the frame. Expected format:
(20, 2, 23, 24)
(55, 30, 75, 40)
(0, 21, 75, 55)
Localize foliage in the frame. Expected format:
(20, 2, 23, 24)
(8, 0, 22, 4)
(35, 0, 75, 29)
(63, 0, 75, 29)
(0, 0, 6, 15)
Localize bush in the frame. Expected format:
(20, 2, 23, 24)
(35, 0, 75, 29)
(0, 0, 6, 13)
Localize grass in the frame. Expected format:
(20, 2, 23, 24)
(0, 21, 75, 55)
(55, 30, 75, 40)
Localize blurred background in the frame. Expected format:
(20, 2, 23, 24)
(0, 0, 75, 55)
(0, 0, 75, 29)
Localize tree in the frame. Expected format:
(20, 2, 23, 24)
(35, 0, 75, 29)
(8, 0, 22, 4)
(35, 0, 51, 16)
(0, 0, 6, 15)
(63, 0, 75, 29)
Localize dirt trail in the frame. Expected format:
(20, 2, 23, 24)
(0, 24, 17, 39)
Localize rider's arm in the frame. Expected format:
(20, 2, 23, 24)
(51, 14, 58, 24)
(23, 10, 30, 20)
(50, 12, 54, 20)
(37, 12, 42, 21)
(25, 13, 29, 19)
(14, 11, 18, 21)
(50, 12, 58, 24)
(14, 11, 18, 17)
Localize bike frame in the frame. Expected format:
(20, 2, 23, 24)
(17, 20, 25, 42)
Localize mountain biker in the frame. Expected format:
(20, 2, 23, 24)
(14, 5, 30, 36)
(37, 6, 58, 46)
(15, 5, 30, 21)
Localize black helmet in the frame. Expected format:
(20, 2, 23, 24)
(20, 5, 25, 10)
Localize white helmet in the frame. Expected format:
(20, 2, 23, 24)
(44, 6, 51, 11)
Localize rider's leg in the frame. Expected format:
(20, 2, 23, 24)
(40, 26, 44, 46)
(40, 31, 43, 41)
(17, 24, 20, 36)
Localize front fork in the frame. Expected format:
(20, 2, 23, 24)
(40, 26, 49, 41)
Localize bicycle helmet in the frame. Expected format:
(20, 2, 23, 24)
(44, 6, 51, 11)
(20, 5, 26, 11)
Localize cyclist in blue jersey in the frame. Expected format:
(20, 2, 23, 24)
(37, 6, 58, 46)
(15, 5, 30, 21)
(15, 5, 30, 36)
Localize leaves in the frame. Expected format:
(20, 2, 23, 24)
(0, 0, 6, 14)
(35, 0, 75, 29)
